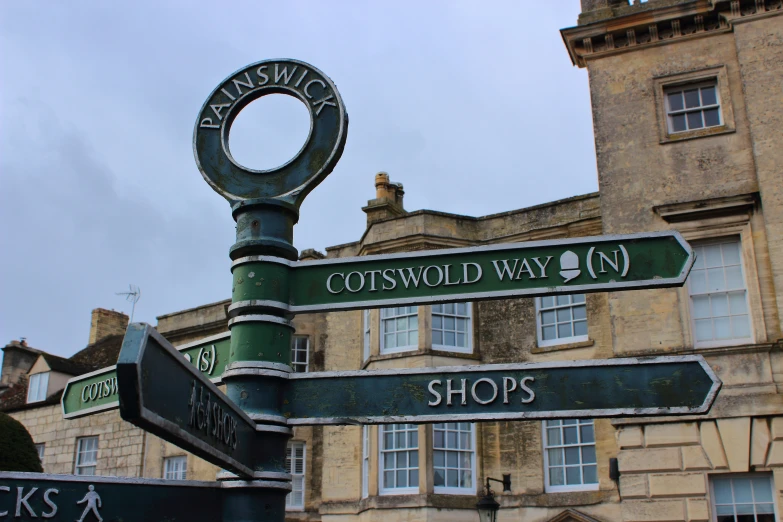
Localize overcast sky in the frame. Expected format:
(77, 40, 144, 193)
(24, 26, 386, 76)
(0, 2, 596, 360)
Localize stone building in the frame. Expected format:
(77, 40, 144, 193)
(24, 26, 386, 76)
(0, 309, 146, 478)
(3, 0, 783, 521)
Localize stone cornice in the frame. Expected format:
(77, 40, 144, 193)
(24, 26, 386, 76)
(561, 0, 783, 67)
(653, 192, 759, 222)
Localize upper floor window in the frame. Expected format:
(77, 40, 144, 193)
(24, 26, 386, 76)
(75, 436, 98, 476)
(35, 443, 45, 469)
(380, 307, 418, 354)
(362, 425, 370, 498)
(543, 419, 598, 492)
(688, 238, 752, 347)
(26, 372, 49, 403)
(536, 295, 587, 347)
(164, 456, 187, 480)
(432, 303, 471, 353)
(433, 422, 475, 494)
(363, 309, 371, 361)
(711, 474, 776, 521)
(665, 81, 721, 133)
(291, 336, 309, 373)
(286, 441, 306, 510)
(379, 423, 419, 494)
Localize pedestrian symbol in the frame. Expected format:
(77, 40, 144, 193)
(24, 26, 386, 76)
(76, 485, 102, 522)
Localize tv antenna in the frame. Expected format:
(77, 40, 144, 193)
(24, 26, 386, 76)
(116, 284, 141, 323)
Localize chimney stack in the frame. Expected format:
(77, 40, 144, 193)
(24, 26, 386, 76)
(88, 308, 129, 345)
(363, 172, 406, 226)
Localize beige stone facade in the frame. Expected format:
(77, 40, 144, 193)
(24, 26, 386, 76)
(2, 1, 782, 521)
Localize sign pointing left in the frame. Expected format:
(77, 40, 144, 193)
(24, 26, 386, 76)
(61, 331, 230, 419)
(116, 323, 290, 480)
(0, 472, 290, 521)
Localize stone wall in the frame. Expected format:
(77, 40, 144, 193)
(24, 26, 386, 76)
(733, 14, 783, 330)
(11, 404, 144, 477)
(615, 417, 783, 521)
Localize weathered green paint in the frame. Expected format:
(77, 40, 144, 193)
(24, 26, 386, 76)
(117, 324, 289, 478)
(229, 320, 293, 366)
(231, 232, 694, 312)
(0, 473, 222, 521)
(193, 59, 348, 207)
(270, 356, 719, 424)
(0, 472, 288, 521)
(61, 332, 230, 419)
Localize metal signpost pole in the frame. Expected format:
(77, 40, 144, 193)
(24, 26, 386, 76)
(193, 59, 348, 522)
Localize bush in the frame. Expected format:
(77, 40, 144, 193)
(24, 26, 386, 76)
(0, 412, 43, 472)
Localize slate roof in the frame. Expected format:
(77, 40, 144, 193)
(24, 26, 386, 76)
(0, 334, 125, 413)
(69, 334, 125, 372)
(40, 353, 92, 377)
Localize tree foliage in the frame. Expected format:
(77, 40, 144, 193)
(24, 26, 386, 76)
(0, 412, 43, 472)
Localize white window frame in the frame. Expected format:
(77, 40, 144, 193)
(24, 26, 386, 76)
(432, 423, 476, 495)
(380, 307, 419, 354)
(542, 420, 598, 493)
(291, 336, 309, 373)
(163, 455, 187, 480)
(35, 443, 45, 468)
(535, 295, 588, 347)
(664, 80, 722, 134)
(362, 425, 370, 498)
(379, 424, 419, 495)
(26, 372, 49, 403)
(286, 441, 306, 510)
(431, 303, 473, 354)
(74, 436, 99, 476)
(687, 237, 754, 349)
(709, 473, 778, 521)
(363, 309, 371, 361)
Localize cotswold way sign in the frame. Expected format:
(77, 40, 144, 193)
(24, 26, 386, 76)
(230, 231, 694, 314)
(60, 331, 230, 419)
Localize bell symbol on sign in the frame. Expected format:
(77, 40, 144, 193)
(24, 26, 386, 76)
(559, 251, 581, 283)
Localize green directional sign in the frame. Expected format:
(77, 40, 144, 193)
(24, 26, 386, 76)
(0, 472, 221, 521)
(249, 355, 719, 425)
(0, 472, 289, 521)
(61, 331, 229, 419)
(117, 324, 290, 480)
(230, 231, 694, 314)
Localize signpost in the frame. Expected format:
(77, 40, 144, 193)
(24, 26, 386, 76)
(60, 331, 229, 419)
(4, 58, 722, 522)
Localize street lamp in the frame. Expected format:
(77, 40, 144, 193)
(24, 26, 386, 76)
(476, 474, 511, 522)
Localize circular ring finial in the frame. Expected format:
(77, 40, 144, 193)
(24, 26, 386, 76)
(194, 59, 348, 205)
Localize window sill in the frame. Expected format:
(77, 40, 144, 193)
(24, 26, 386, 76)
(379, 488, 419, 496)
(532, 338, 594, 354)
(544, 484, 600, 494)
(660, 125, 735, 144)
(363, 349, 481, 368)
(694, 337, 755, 350)
(379, 347, 418, 356)
(433, 488, 476, 495)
